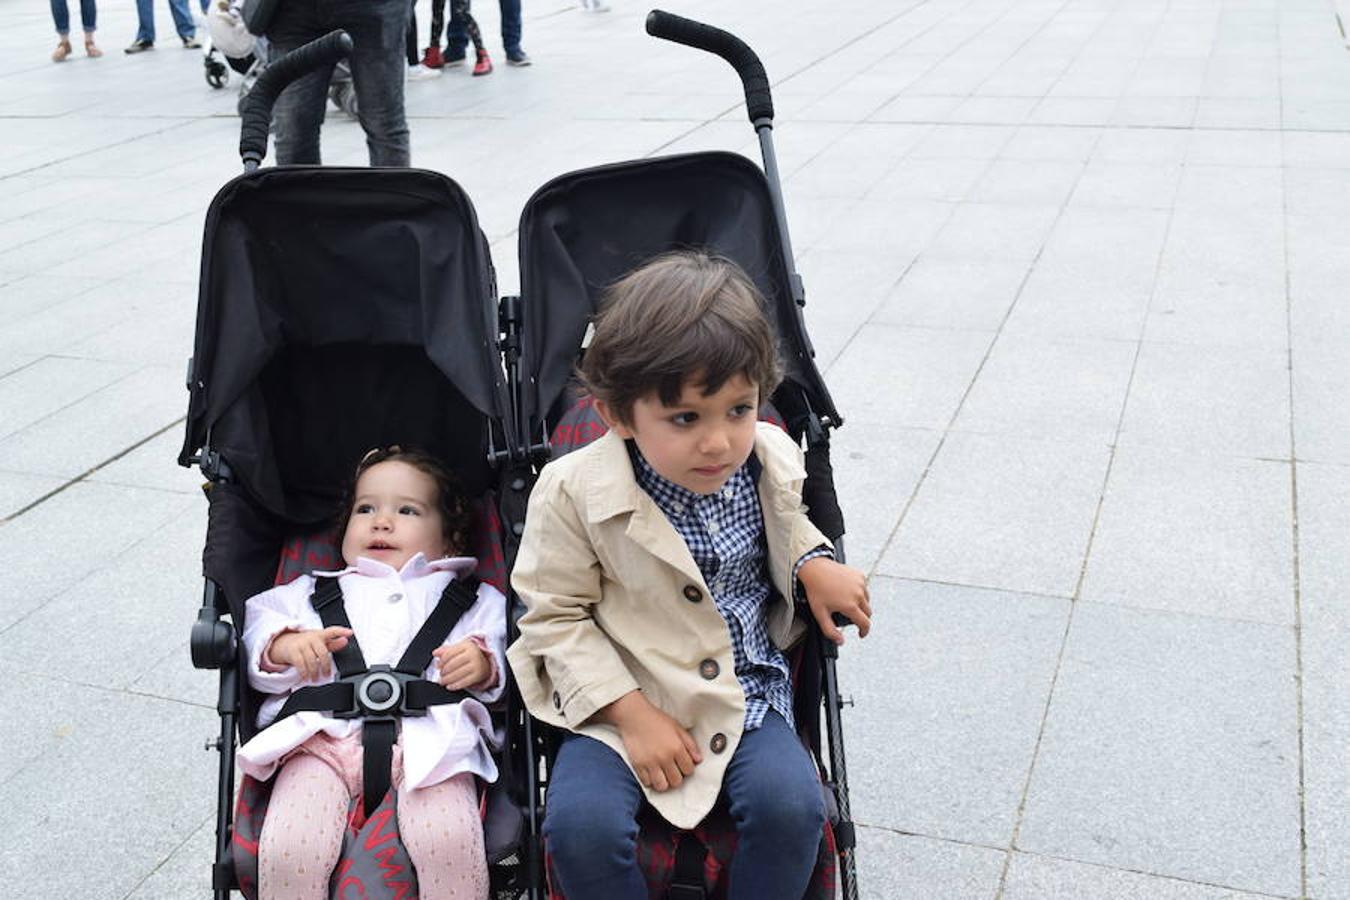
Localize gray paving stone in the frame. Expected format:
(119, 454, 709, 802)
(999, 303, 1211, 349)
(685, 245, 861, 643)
(829, 425, 939, 574)
(0, 482, 194, 630)
(924, 203, 1062, 263)
(1018, 603, 1301, 897)
(1303, 609, 1350, 900)
(841, 577, 1068, 845)
(1002, 257, 1154, 343)
(1194, 97, 1283, 130)
(1081, 446, 1294, 624)
(1282, 130, 1350, 168)
(1030, 97, 1119, 126)
(822, 322, 992, 430)
(0, 468, 65, 520)
(951, 332, 1137, 443)
(968, 159, 1085, 207)
(854, 827, 1006, 900)
(1093, 128, 1191, 165)
(873, 256, 1029, 332)
(878, 432, 1110, 597)
(0, 355, 135, 441)
(1000, 125, 1102, 162)
(0, 365, 183, 477)
(124, 815, 215, 900)
(0, 687, 217, 900)
(1003, 853, 1280, 899)
(1185, 130, 1283, 168)
(1118, 341, 1291, 461)
(796, 247, 916, 368)
(0, 500, 205, 686)
(868, 156, 989, 203)
(1069, 161, 1183, 209)
(85, 426, 201, 494)
(1174, 165, 1284, 213)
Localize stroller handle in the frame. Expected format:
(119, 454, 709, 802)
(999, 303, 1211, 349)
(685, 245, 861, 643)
(646, 10, 773, 123)
(239, 29, 354, 170)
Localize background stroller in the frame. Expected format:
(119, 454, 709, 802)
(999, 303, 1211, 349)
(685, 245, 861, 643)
(185, 13, 862, 899)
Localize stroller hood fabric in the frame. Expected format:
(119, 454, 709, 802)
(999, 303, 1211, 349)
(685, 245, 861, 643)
(516, 151, 841, 440)
(181, 168, 509, 526)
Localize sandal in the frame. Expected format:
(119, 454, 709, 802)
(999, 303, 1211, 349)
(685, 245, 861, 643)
(52, 40, 72, 62)
(84, 33, 102, 57)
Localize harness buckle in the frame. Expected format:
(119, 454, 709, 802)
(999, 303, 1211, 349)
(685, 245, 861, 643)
(332, 665, 427, 719)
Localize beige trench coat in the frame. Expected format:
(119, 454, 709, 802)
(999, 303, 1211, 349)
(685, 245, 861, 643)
(507, 422, 832, 829)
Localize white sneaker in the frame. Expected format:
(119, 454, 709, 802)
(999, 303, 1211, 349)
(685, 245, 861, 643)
(407, 63, 442, 81)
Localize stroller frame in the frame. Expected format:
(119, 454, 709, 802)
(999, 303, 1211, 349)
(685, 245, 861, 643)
(188, 13, 860, 900)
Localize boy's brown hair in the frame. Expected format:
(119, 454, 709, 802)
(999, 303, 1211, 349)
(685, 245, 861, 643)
(579, 250, 782, 425)
(337, 446, 473, 556)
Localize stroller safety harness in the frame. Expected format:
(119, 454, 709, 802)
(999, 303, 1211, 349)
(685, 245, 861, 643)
(273, 574, 480, 815)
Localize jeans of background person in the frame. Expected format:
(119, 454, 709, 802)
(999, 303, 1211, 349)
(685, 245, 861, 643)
(134, 0, 195, 43)
(543, 712, 825, 900)
(447, 0, 520, 55)
(269, 0, 411, 166)
(50, 0, 96, 35)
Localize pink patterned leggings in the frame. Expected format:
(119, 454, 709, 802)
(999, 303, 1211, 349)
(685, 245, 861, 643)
(257, 735, 488, 900)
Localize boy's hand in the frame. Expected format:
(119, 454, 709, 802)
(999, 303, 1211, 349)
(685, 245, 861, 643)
(600, 691, 703, 793)
(798, 557, 872, 645)
(269, 626, 353, 681)
(433, 639, 492, 690)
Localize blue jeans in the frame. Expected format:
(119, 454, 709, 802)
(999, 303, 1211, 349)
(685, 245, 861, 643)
(268, 0, 410, 166)
(448, 0, 520, 54)
(50, 0, 96, 35)
(134, 0, 195, 43)
(544, 712, 825, 900)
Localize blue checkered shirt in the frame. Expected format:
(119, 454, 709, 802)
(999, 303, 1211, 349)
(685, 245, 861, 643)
(632, 449, 830, 731)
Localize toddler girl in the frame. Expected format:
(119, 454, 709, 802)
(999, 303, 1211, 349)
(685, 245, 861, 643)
(239, 446, 506, 900)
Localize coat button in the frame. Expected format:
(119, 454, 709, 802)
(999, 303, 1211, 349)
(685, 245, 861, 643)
(387, 592, 402, 604)
(699, 659, 719, 680)
(552, 691, 561, 710)
(682, 585, 702, 603)
(710, 733, 727, 754)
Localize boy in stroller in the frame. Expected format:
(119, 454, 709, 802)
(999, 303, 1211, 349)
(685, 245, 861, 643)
(239, 447, 506, 899)
(508, 251, 872, 899)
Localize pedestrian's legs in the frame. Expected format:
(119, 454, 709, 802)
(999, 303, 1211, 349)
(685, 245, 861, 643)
(78, 0, 96, 32)
(405, 0, 419, 66)
(134, 0, 155, 43)
(257, 755, 349, 900)
(342, 0, 412, 165)
(498, 0, 521, 56)
(449, 0, 482, 51)
(50, 0, 71, 35)
(543, 735, 648, 900)
(445, 0, 466, 55)
(269, 42, 334, 164)
(721, 712, 825, 900)
(167, 0, 195, 39)
(428, 0, 446, 48)
(397, 773, 489, 900)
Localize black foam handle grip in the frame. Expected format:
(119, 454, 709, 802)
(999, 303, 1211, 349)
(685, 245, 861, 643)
(646, 10, 773, 123)
(239, 30, 354, 167)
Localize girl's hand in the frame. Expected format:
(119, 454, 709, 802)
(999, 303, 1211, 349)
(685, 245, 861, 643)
(433, 639, 492, 690)
(600, 691, 702, 793)
(269, 626, 353, 681)
(798, 557, 872, 645)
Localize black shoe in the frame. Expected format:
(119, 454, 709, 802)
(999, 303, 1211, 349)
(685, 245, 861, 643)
(124, 39, 154, 53)
(182, 35, 201, 49)
(506, 49, 531, 66)
(443, 47, 466, 66)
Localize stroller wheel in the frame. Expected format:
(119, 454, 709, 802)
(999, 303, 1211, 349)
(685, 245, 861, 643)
(205, 59, 228, 89)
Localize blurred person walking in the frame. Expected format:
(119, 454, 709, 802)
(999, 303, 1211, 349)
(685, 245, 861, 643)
(434, 0, 526, 67)
(266, 0, 413, 165)
(423, 0, 495, 74)
(125, 0, 201, 52)
(49, 0, 102, 60)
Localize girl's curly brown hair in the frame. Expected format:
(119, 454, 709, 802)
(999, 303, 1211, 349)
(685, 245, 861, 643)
(336, 446, 473, 558)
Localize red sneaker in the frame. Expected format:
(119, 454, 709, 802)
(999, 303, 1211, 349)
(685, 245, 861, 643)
(422, 45, 444, 68)
(472, 49, 493, 76)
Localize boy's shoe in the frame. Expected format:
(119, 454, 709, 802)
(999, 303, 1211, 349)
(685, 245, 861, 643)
(182, 35, 201, 48)
(443, 47, 466, 66)
(407, 63, 442, 81)
(472, 49, 493, 76)
(505, 49, 531, 66)
(421, 45, 444, 68)
(124, 39, 154, 53)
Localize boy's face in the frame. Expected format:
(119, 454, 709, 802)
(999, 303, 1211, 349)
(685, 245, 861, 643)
(341, 460, 449, 569)
(599, 374, 759, 496)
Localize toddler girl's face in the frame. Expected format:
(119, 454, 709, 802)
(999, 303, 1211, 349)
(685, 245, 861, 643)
(341, 460, 450, 570)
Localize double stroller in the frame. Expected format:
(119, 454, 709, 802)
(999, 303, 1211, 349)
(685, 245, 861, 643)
(183, 14, 860, 900)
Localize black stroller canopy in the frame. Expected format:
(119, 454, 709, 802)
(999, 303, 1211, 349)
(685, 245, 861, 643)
(180, 168, 509, 525)
(517, 151, 840, 438)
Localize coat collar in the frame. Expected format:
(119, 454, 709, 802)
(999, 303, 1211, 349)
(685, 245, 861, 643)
(581, 422, 806, 525)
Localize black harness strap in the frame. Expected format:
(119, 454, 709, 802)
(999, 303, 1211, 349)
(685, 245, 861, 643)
(269, 573, 483, 816)
(669, 834, 708, 900)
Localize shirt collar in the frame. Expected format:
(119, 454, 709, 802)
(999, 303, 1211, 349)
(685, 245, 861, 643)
(314, 553, 478, 580)
(629, 443, 746, 520)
